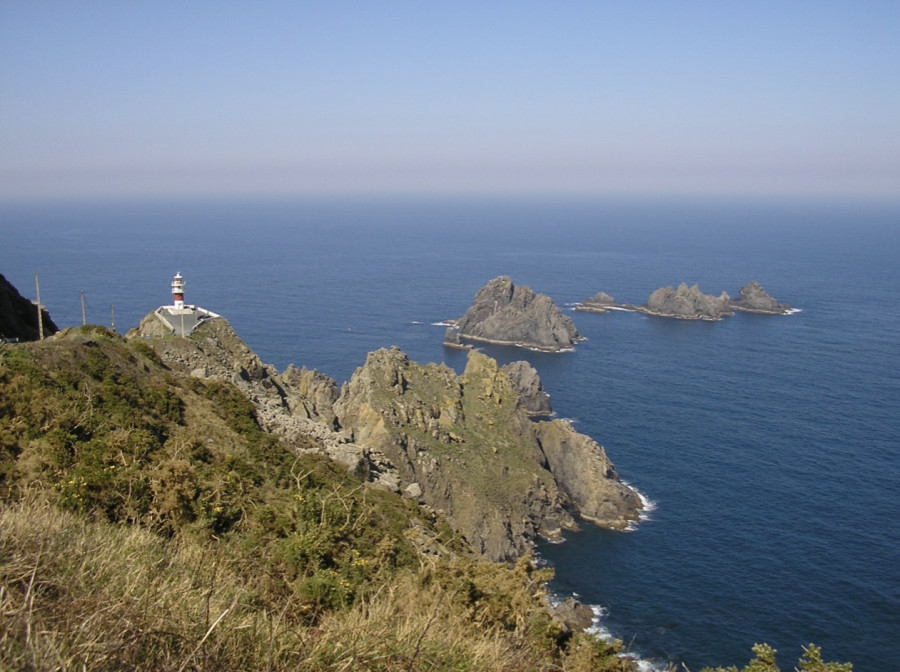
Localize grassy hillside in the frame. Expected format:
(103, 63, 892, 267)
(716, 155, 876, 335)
(0, 327, 638, 671)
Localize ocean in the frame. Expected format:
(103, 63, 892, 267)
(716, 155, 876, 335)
(2, 196, 898, 671)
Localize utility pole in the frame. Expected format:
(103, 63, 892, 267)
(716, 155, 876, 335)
(35, 274, 43, 341)
(81, 290, 87, 326)
(111, 304, 116, 332)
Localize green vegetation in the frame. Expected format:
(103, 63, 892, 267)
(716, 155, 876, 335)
(0, 328, 855, 672)
(700, 642, 852, 672)
(0, 328, 637, 671)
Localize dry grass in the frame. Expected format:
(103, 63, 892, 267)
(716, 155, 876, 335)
(1, 495, 255, 671)
(1, 496, 637, 672)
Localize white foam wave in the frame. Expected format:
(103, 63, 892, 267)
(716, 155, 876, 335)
(607, 305, 635, 312)
(519, 344, 575, 353)
(621, 481, 657, 531)
(571, 598, 669, 672)
(786, 307, 803, 315)
(431, 321, 456, 327)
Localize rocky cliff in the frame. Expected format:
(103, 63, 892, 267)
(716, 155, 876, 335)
(333, 347, 641, 560)
(534, 420, 642, 527)
(639, 282, 733, 320)
(130, 313, 640, 561)
(454, 276, 581, 351)
(731, 281, 792, 314)
(128, 314, 368, 474)
(0, 273, 58, 341)
(501, 360, 553, 416)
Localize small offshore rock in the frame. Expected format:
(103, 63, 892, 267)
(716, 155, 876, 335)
(442, 326, 472, 349)
(575, 291, 619, 314)
(731, 281, 792, 314)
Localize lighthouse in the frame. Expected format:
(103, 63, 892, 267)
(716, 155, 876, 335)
(171, 272, 185, 309)
(149, 272, 220, 337)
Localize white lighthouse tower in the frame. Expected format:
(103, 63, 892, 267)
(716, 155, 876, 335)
(171, 272, 185, 309)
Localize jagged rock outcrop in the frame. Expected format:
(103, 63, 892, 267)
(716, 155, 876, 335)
(454, 276, 581, 351)
(501, 360, 552, 416)
(575, 291, 619, 314)
(127, 314, 369, 474)
(0, 273, 58, 341)
(638, 283, 732, 320)
(731, 281, 792, 314)
(333, 347, 641, 560)
(534, 420, 641, 528)
(280, 364, 339, 428)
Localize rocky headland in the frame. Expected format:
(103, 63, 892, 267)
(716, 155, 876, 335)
(130, 312, 639, 561)
(334, 347, 641, 559)
(451, 276, 582, 351)
(730, 281, 793, 314)
(636, 283, 733, 321)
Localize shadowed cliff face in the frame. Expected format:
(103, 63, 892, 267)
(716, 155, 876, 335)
(0, 273, 58, 341)
(501, 360, 553, 416)
(334, 347, 641, 561)
(455, 276, 581, 351)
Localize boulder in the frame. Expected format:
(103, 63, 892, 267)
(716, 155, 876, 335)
(550, 597, 595, 633)
(454, 276, 581, 351)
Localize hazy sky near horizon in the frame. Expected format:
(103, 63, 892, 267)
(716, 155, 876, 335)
(2, 2, 899, 200)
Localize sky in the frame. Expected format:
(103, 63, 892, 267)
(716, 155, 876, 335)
(1, 1, 899, 200)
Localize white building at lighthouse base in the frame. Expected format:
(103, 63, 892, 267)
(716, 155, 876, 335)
(150, 272, 221, 337)
(153, 304, 221, 337)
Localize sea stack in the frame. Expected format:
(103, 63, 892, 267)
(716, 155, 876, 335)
(638, 283, 732, 320)
(730, 281, 793, 314)
(453, 276, 581, 351)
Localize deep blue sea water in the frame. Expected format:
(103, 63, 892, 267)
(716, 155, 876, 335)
(2, 196, 899, 671)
